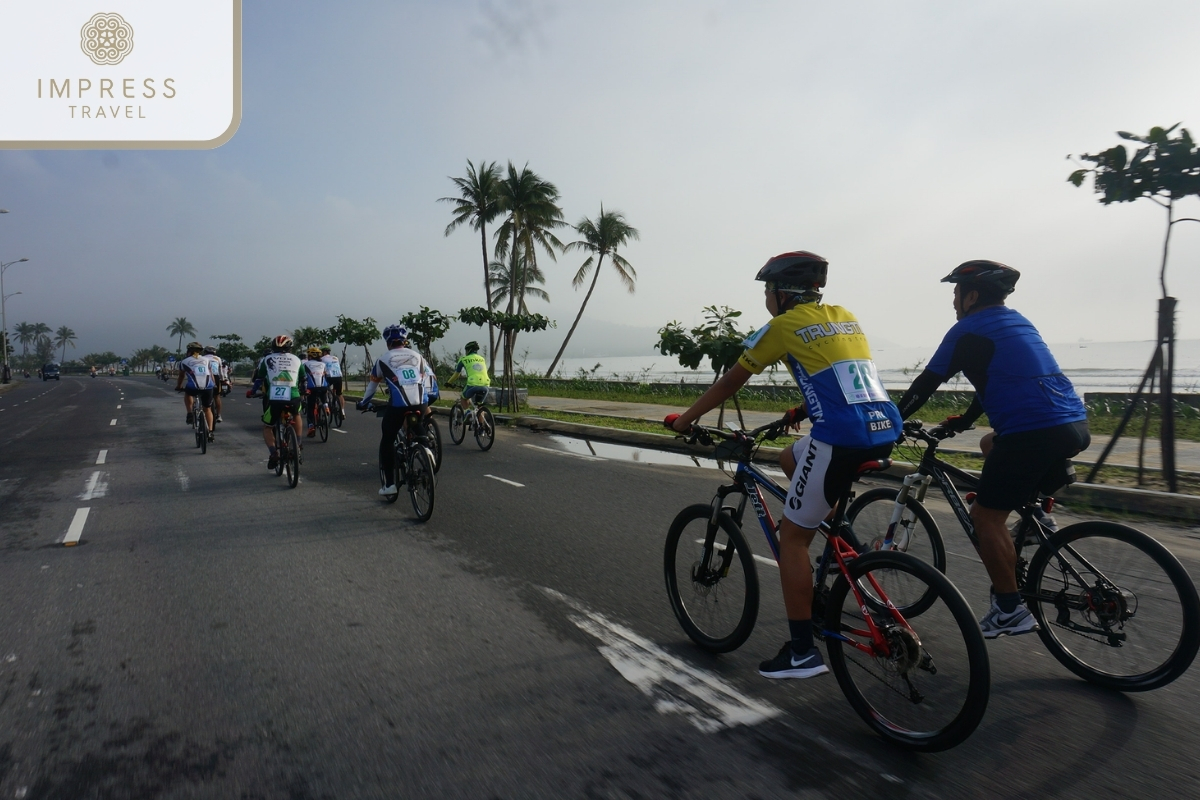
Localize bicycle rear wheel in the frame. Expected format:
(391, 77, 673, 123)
(846, 487, 945, 616)
(1026, 521, 1200, 691)
(475, 407, 495, 451)
(825, 551, 990, 752)
(664, 504, 760, 653)
(283, 427, 300, 488)
(407, 447, 435, 522)
(422, 417, 443, 472)
(449, 405, 466, 444)
(318, 405, 330, 442)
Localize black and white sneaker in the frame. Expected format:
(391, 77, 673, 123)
(758, 643, 829, 679)
(267, 455, 278, 470)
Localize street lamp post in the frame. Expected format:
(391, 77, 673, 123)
(0, 255, 30, 383)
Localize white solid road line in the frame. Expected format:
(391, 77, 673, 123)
(109, 419, 117, 426)
(332, 428, 347, 434)
(521, 443, 605, 462)
(96, 450, 107, 464)
(62, 507, 91, 547)
(541, 587, 780, 733)
(485, 474, 525, 488)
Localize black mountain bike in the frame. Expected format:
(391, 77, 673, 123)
(846, 420, 1200, 691)
(273, 406, 301, 489)
(364, 405, 436, 522)
(179, 389, 209, 454)
(423, 415, 443, 473)
(665, 418, 990, 751)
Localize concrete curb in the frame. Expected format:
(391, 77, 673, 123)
(448, 411, 1199, 522)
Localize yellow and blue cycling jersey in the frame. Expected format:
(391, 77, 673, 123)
(738, 302, 901, 449)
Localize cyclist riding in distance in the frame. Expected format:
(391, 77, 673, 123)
(668, 251, 901, 680)
(176, 342, 216, 441)
(320, 346, 345, 416)
(247, 335, 308, 471)
(356, 324, 432, 498)
(451, 341, 490, 410)
(301, 346, 329, 438)
(896, 260, 1090, 639)
(203, 345, 224, 424)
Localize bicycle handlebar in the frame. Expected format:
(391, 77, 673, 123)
(667, 415, 792, 454)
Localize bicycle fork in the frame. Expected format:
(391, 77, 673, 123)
(879, 473, 933, 552)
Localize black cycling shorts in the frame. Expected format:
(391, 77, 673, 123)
(328, 377, 343, 395)
(976, 421, 1091, 510)
(185, 387, 214, 408)
(262, 399, 302, 426)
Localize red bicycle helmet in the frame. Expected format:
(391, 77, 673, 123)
(273, 334, 294, 350)
(940, 260, 1020, 295)
(755, 251, 828, 291)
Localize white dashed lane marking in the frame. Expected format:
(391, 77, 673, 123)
(485, 474, 524, 488)
(62, 508, 91, 547)
(700, 539, 777, 568)
(79, 471, 108, 501)
(96, 450, 107, 464)
(109, 419, 117, 426)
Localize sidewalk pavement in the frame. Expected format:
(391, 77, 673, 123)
(446, 391, 1200, 473)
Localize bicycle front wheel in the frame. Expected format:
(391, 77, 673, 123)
(475, 407, 495, 451)
(846, 487, 946, 616)
(825, 551, 990, 752)
(332, 400, 345, 428)
(1026, 521, 1200, 691)
(664, 504, 760, 653)
(449, 405, 466, 444)
(407, 447, 435, 522)
(283, 427, 300, 488)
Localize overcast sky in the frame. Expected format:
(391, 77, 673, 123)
(2, 0, 1199, 362)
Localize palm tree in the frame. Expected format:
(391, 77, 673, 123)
(545, 207, 639, 377)
(439, 159, 503, 367)
(494, 163, 564, 375)
(14, 322, 35, 359)
(31, 322, 51, 351)
(53, 326, 77, 363)
(488, 255, 550, 314)
(166, 317, 196, 354)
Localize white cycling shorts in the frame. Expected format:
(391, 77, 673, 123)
(782, 436, 892, 529)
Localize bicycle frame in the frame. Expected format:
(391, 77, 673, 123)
(709, 458, 911, 659)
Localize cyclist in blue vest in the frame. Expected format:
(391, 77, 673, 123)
(896, 261, 1090, 638)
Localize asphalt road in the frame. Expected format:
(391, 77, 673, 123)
(1, 376, 1199, 799)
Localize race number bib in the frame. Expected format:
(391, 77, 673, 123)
(831, 359, 889, 404)
(195, 364, 208, 375)
(399, 367, 419, 384)
(270, 382, 291, 401)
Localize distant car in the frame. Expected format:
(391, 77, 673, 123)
(42, 362, 61, 381)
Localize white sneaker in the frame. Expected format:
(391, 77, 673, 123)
(980, 601, 1039, 639)
(378, 485, 398, 496)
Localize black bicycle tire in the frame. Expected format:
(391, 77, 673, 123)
(1025, 521, 1200, 692)
(332, 400, 345, 428)
(318, 406, 330, 442)
(274, 424, 286, 476)
(407, 447, 435, 522)
(475, 407, 495, 451)
(449, 406, 466, 444)
(424, 417, 443, 473)
(846, 487, 946, 616)
(825, 550, 990, 752)
(199, 411, 208, 455)
(284, 427, 300, 488)
(664, 504, 760, 653)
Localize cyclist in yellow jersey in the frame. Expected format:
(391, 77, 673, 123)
(668, 251, 901, 680)
(450, 341, 490, 409)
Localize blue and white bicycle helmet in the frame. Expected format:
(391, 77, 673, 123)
(382, 324, 409, 344)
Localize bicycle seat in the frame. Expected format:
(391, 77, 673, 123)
(855, 459, 892, 477)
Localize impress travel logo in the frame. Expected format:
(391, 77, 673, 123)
(0, 2, 242, 149)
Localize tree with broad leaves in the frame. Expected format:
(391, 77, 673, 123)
(400, 307, 454, 368)
(545, 206, 639, 377)
(1069, 123, 1200, 492)
(291, 326, 327, 353)
(439, 160, 503, 368)
(326, 315, 380, 389)
(656, 306, 750, 429)
(458, 306, 553, 411)
(211, 333, 253, 366)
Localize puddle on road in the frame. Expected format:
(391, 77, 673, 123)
(540, 434, 788, 478)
